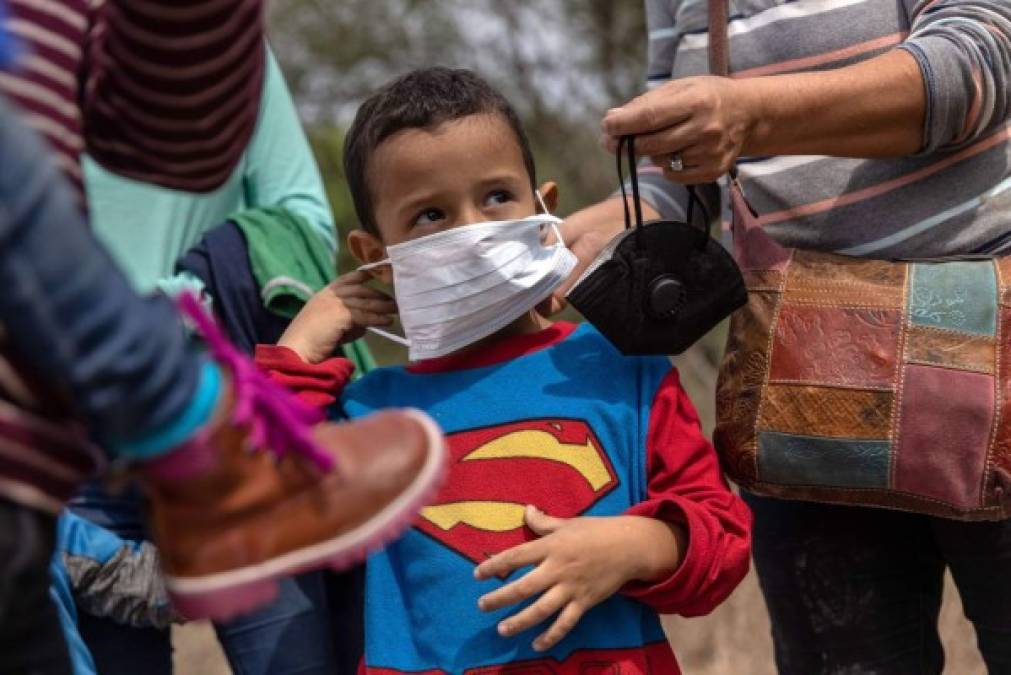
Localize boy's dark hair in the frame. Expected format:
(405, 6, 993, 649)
(343, 67, 537, 236)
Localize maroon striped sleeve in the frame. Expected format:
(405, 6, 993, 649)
(83, 0, 265, 193)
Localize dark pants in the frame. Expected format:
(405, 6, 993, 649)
(0, 500, 71, 675)
(74, 553, 364, 675)
(746, 492, 1011, 675)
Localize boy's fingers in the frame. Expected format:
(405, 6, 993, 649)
(337, 283, 395, 300)
(332, 270, 371, 286)
(496, 586, 568, 638)
(350, 311, 394, 327)
(524, 505, 566, 537)
(478, 565, 552, 612)
(532, 601, 585, 652)
(343, 297, 398, 313)
(474, 540, 544, 581)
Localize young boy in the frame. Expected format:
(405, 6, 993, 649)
(255, 67, 751, 674)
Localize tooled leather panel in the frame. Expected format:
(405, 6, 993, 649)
(757, 432, 890, 489)
(768, 305, 901, 388)
(904, 325, 996, 374)
(757, 385, 893, 440)
(715, 289, 779, 483)
(908, 261, 998, 337)
(894, 364, 993, 510)
(784, 251, 906, 309)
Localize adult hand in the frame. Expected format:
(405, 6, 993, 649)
(601, 75, 758, 184)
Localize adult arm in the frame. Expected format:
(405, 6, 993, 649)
(83, 0, 265, 193)
(602, 0, 1011, 183)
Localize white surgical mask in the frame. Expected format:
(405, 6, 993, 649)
(360, 193, 576, 361)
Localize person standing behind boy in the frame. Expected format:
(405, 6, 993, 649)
(255, 67, 751, 673)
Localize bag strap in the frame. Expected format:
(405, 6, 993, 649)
(708, 0, 730, 78)
(616, 135, 709, 250)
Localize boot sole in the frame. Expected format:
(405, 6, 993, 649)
(164, 409, 447, 622)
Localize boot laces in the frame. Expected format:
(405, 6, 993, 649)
(179, 293, 335, 472)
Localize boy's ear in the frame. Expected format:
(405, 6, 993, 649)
(347, 230, 393, 285)
(537, 181, 559, 214)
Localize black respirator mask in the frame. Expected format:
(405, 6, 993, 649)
(566, 135, 746, 355)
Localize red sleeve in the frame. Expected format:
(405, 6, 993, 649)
(254, 344, 355, 410)
(621, 368, 752, 616)
(84, 0, 264, 192)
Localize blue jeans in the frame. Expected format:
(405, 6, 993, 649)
(746, 492, 1011, 675)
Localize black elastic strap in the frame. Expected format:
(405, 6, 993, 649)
(617, 135, 710, 250)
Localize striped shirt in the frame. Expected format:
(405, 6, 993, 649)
(636, 0, 1011, 259)
(0, 0, 264, 513)
(1, 0, 264, 199)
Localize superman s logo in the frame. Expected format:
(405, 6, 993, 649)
(416, 419, 618, 565)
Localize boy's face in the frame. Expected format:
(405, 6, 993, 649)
(350, 114, 555, 273)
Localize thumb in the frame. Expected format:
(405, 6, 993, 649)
(524, 505, 565, 536)
(602, 89, 677, 139)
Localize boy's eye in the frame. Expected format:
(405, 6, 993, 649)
(484, 190, 513, 207)
(414, 208, 445, 227)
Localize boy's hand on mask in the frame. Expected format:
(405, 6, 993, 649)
(278, 271, 396, 364)
(474, 506, 682, 652)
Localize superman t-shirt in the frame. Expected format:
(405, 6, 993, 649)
(256, 322, 751, 675)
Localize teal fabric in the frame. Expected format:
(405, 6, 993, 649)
(758, 432, 892, 489)
(909, 261, 998, 336)
(110, 361, 220, 459)
(84, 47, 335, 295)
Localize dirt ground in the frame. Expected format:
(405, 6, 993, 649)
(173, 569, 984, 674)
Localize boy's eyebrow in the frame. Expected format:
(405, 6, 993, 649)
(391, 173, 529, 217)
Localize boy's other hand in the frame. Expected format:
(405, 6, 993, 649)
(278, 271, 396, 364)
(474, 505, 682, 652)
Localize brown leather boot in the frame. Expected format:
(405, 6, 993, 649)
(139, 295, 446, 621)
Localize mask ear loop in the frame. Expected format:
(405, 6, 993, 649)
(364, 326, 410, 347)
(535, 189, 550, 215)
(355, 259, 410, 348)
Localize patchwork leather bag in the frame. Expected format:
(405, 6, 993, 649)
(708, 0, 1011, 520)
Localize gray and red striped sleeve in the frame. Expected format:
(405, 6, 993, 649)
(83, 0, 265, 192)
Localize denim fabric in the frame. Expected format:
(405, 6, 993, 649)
(0, 94, 203, 448)
(0, 499, 72, 675)
(746, 492, 1011, 675)
(215, 572, 347, 675)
